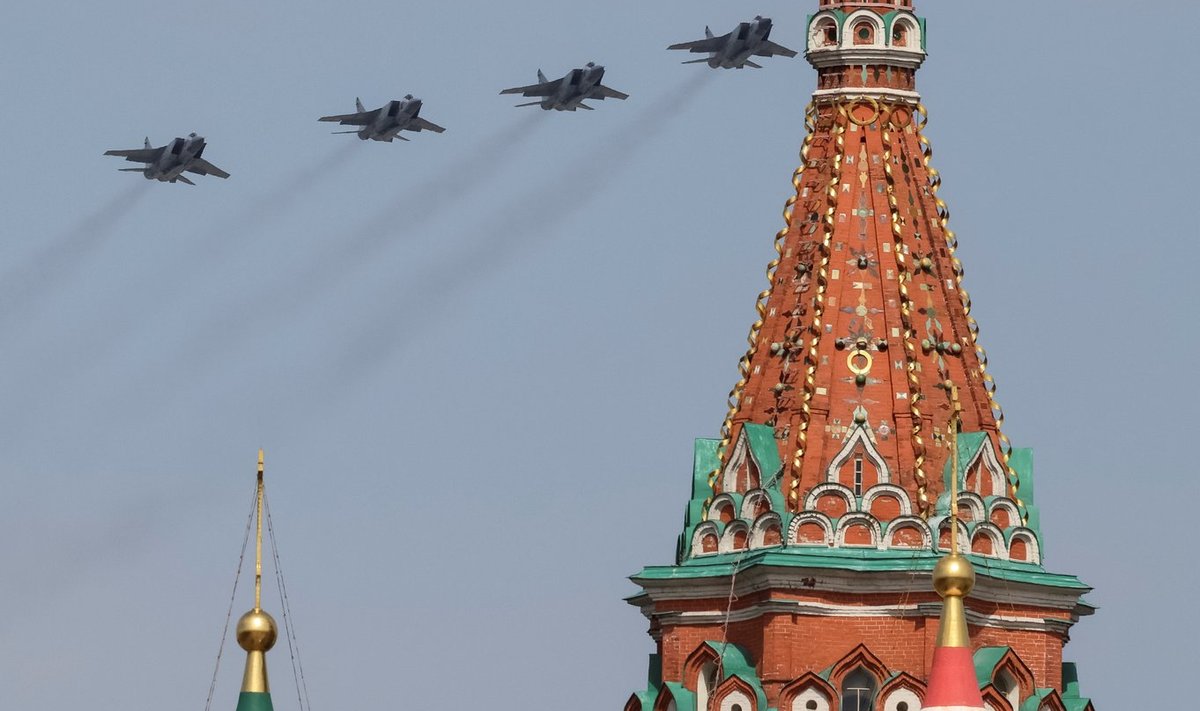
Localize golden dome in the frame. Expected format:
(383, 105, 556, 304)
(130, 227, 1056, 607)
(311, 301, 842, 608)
(932, 553, 975, 598)
(236, 609, 278, 652)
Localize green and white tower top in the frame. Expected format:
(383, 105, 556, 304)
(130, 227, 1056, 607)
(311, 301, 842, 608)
(806, 0, 928, 104)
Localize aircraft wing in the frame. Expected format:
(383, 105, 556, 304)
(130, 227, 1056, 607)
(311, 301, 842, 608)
(185, 158, 230, 179)
(667, 33, 729, 54)
(500, 79, 562, 97)
(104, 147, 163, 163)
(408, 116, 446, 133)
(318, 109, 381, 126)
(591, 84, 629, 101)
(755, 40, 798, 58)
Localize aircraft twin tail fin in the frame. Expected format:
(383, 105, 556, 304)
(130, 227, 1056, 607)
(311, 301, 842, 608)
(356, 97, 366, 113)
(705, 26, 714, 39)
(537, 69, 549, 84)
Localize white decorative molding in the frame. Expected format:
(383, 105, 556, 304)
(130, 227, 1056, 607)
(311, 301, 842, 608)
(805, 482, 858, 513)
(719, 521, 751, 554)
(971, 522, 1009, 559)
(884, 515, 933, 549)
(834, 513, 884, 549)
(788, 511, 835, 547)
(741, 489, 775, 520)
(862, 484, 913, 517)
(750, 512, 785, 550)
(883, 687, 922, 711)
(825, 424, 892, 484)
(691, 521, 722, 558)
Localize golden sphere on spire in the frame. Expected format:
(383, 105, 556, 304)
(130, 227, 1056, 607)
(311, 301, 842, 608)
(932, 553, 976, 598)
(236, 609, 278, 652)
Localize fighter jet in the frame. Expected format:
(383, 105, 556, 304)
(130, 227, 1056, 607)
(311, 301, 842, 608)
(500, 63, 629, 111)
(668, 16, 797, 69)
(318, 96, 446, 142)
(103, 134, 229, 185)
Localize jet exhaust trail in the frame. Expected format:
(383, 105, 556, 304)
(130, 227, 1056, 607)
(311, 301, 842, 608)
(167, 112, 548, 377)
(337, 70, 718, 377)
(0, 182, 149, 328)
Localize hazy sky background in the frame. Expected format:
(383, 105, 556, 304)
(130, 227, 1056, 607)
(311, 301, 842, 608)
(0, 1, 1193, 708)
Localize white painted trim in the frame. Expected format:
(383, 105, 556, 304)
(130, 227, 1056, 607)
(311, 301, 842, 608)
(750, 512, 785, 550)
(788, 511, 835, 546)
(884, 515, 933, 549)
(834, 512, 885, 549)
(862, 483, 913, 516)
(963, 437, 1007, 498)
(807, 47, 926, 71)
(956, 492, 987, 523)
(883, 687, 923, 711)
(691, 521, 722, 557)
(842, 10, 886, 49)
(971, 522, 1009, 559)
(811, 87, 923, 104)
(720, 520, 751, 554)
(741, 488, 775, 520)
(805, 482, 858, 513)
(825, 424, 892, 484)
(1006, 527, 1042, 565)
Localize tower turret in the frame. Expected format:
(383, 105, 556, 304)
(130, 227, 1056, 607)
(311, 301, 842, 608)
(623, 3, 1099, 711)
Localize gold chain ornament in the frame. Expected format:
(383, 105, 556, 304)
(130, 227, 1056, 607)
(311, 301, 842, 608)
(881, 108, 930, 517)
(914, 104, 1027, 523)
(788, 103, 847, 512)
(705, 103, 820, 519)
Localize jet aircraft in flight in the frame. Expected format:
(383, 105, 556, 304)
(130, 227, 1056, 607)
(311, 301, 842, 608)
(668, 16, 797, 69)
(103, 134, 229, 185)
(319, 96, 446, 142)
(500, 63, 628, 111)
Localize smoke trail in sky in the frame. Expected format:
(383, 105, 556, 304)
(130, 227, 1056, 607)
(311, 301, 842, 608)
(336, 70, 717, 378)
(169, 113, 546, 374)
(0, 182, 149, 329)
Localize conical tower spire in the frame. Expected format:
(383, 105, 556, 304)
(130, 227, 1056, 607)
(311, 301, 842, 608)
(924, 384, 985, 711)
(235, 449, 278, 711)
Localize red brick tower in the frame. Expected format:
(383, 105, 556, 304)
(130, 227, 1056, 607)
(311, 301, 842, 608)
(624, 4, 1098, 711)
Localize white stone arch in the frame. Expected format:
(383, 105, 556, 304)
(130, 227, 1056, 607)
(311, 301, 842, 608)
(962, 438, 1008, 498)
(882, 687, 922, 711)
(741, 489, 776, 520)
(887, 12, 922, 50)
(988, 498, 1021, 529)
(1007, 527, 1042, 564)
(805, 482, 858, 514)
(842, 10, 885, 49)
(691, 521, 722, 557)
(884, 515, 933, 550)
(791, 687, 833, 711)
(825, 424, 892, 484)
(789, 511, 835, 547)
(834, 512, 884, 549)
(710, 493, 740, 524)
(861, 484, 913, 517)
(807, 10, 842, 52)
(750, 512, 785, 549)
(955, 492, 987, 523)
(970, 522, 1009, 559)
(934, 516, 971, 551)
(720, 520, 751, 554)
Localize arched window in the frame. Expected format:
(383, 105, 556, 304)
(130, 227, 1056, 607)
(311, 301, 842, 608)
(697, 661, 717, 711)
(840, 668, 878, 711)
(852, 22, 876, 46)
(892, 24, 909, 47)
(996, 669, 1020, 710)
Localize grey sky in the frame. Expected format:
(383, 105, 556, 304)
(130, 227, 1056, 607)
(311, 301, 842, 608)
(0, 1, 1193, 708)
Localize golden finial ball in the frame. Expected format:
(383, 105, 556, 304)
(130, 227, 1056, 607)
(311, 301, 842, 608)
(236, 609, 278, 652)
(932, 554, 976, 598)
